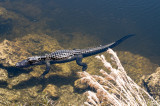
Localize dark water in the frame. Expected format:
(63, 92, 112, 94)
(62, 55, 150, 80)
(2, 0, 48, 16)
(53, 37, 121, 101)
(0, 0, 160, 65)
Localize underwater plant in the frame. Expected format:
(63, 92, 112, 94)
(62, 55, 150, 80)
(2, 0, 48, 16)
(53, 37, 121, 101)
(78, 49, 159, 106)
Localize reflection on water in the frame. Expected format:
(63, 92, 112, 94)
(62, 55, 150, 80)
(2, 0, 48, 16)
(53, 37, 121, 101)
(0, 0, 160, 64)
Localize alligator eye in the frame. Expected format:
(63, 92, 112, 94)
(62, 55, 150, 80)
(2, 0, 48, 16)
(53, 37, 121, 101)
(28, 61, 33, 64)
(42, 58, 45, 60)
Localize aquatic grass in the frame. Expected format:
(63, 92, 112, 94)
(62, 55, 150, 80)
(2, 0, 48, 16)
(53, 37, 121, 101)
(78, 49, 159, 106)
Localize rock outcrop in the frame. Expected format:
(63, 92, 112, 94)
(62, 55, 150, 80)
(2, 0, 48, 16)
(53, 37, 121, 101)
(140, 67, 160, 100)
(0, 34, 72, 105)
(43, 84, 58, 98)
(0, 39, 29, 66)
(0, 34, 73, 88)
(0, 68, 8, 82)
(0, 33, 158, 105)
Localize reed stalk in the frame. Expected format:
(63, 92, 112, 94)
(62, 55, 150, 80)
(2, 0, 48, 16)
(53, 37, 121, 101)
(78, 49, 159, 106)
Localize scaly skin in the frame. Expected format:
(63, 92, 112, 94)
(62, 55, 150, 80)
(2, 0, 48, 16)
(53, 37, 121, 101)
(16, 34, 135, 78)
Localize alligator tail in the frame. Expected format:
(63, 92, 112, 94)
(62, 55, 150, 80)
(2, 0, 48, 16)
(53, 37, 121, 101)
(108, 34, 135, 48)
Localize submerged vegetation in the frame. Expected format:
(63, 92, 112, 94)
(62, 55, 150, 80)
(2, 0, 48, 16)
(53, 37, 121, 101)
(0, 34, 159, 105)
(0, 1, 159, 105)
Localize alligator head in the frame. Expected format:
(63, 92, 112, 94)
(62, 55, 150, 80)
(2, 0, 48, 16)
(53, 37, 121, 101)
(16, 56, 44, 67)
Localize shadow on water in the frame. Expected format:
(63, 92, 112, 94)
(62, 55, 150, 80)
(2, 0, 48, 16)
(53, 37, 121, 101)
(0, 64, 32, 78)
(0, 63, 31, 88)
(10, 74, 89, 97)
(0, 63, 78, 88)
(0, 81, 7, 88)
(11, 74, 78, 90)
(0, 63, 81, 92)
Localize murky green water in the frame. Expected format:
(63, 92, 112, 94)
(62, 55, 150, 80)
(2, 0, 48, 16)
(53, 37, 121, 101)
(0, 0, 160, 105)
(0, 0, 159, 64)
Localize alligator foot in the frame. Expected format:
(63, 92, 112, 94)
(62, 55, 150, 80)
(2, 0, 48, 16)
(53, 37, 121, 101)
(40, 60, 51, 78)
(76, 55, 88, 71)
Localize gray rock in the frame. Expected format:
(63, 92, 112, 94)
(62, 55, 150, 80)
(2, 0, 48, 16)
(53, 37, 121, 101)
(140, 67, 160, 100)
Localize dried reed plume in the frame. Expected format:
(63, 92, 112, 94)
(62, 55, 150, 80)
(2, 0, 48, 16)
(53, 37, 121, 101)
(78, 49, 159, 106)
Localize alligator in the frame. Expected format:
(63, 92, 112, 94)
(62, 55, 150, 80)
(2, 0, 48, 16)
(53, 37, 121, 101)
(16, 34, 134, 78)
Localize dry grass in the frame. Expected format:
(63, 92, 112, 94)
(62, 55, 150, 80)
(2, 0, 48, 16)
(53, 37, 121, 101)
(78, 49, 159, 106)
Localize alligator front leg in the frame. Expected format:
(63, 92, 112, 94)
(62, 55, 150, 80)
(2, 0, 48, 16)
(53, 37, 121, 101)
(40, 61, 51, 78)
(76, 55, 87, 71)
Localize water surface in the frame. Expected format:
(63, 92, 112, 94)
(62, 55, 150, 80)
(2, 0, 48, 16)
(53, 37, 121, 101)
(0, 0, 160, 64)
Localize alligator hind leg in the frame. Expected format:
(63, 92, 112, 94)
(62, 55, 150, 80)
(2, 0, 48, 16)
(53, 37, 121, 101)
(40, 61, 51, 78)
(76, 55, 87, 71)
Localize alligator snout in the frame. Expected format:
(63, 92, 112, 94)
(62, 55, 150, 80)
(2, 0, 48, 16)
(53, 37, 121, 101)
(15, 59, 29, 67)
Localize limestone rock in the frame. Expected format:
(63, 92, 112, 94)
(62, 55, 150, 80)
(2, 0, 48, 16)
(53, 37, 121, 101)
(14, 34, 63, 55)
(46, 63, 72, 78)
(14, 34, 72, 78)
(0, 7, 7, 16)
(0, 68, 8, 82)
(0, 95, 11, 105)
(0, 88, 21, 101)
(0, 39, 30, 66)
(140, 67, 160, 100)
(0, 31, 158, 105)
(117, 51, 158, 82)
(74, 79, 88, 89)
(57, 85, 86, 105)
(43, 84, 58, 98)
(29, 65, 45, 78)
(0, 34, 73, 88)
(22, 85, 42, 99)
(7, 73, 32, 89)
